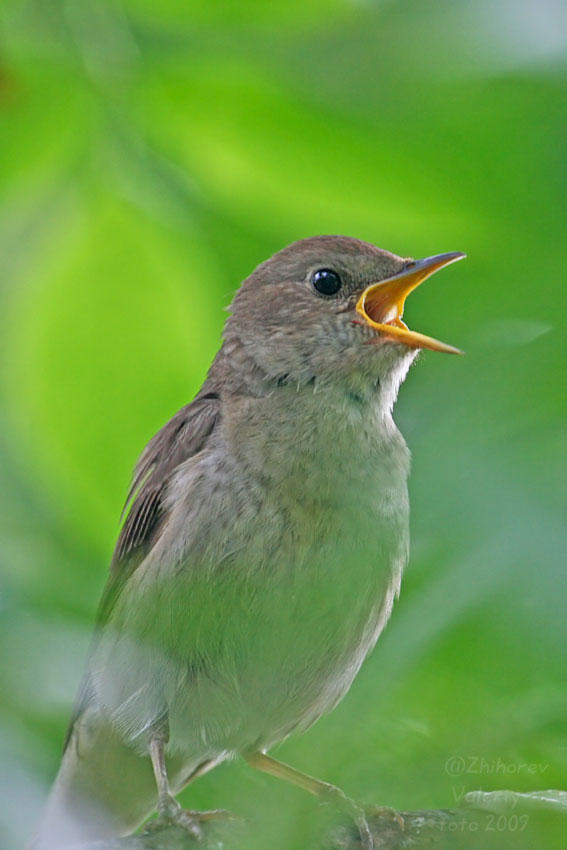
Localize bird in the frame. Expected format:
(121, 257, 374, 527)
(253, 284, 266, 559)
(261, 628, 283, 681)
(34, 235, 465, 849)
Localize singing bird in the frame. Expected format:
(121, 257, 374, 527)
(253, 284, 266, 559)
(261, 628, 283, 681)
(35, 236, 465, 849)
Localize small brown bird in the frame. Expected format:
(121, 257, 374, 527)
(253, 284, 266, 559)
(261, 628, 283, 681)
(35, 236, 465, 849)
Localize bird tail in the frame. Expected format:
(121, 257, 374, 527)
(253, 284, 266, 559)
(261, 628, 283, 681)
(31, 710, 158, 849)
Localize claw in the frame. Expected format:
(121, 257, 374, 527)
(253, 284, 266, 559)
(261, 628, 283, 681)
(151, 792, 204, 840)
(365, 804, 405, 831)
(352, 806, 373, 850)
(319, 787, 374, 849)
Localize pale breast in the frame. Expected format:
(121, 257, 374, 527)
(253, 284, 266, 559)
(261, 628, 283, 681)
(97, 385, 410, 757)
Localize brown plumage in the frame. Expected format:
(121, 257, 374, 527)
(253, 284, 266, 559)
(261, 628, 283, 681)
(34, 236, 464, 850)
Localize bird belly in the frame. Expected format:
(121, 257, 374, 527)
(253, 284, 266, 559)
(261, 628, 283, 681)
(95, 432, 409, 761)
(169, 544, 402, 754)
(96, 502, 406, 760)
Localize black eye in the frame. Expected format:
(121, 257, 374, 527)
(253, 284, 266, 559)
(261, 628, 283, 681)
(311, 268, 342, 296)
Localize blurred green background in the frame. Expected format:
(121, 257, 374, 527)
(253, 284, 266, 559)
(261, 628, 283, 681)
(1, 1, 566, 847)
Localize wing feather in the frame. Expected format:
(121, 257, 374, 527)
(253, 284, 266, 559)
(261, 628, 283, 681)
(64, 393, 220, 749)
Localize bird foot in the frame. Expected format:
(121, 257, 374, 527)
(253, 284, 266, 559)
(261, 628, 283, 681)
(364, 803, 405, 830)
(148, 792, 238, 840)
(147, 793, 203, 840)
(319, 786, 375, 850)
(320, 788, 404, 850)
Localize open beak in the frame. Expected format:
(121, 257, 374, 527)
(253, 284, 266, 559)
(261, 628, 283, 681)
(356, 252, 466, 354)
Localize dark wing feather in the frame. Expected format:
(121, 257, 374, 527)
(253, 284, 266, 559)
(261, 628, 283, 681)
(98, 394, 220, 626)
(64, 393, 220, 749)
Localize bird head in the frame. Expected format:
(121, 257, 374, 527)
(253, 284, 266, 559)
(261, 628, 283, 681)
(226, 235, 465, 393)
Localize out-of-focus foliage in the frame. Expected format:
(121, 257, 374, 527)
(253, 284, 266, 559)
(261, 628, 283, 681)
(0, 1, 565, 848)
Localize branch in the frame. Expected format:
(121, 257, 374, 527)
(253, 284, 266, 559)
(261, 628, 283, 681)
(66, 790, 567, 850)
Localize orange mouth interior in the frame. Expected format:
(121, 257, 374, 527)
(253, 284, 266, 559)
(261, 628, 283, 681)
(355, 252, 466, 355)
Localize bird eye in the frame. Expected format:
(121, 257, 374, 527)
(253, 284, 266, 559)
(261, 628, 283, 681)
(311, 268, 342, 296)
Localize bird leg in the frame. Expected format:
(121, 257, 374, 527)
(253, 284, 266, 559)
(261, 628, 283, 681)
(244, 751, 381, 850)
(147, 732, 234, 838)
